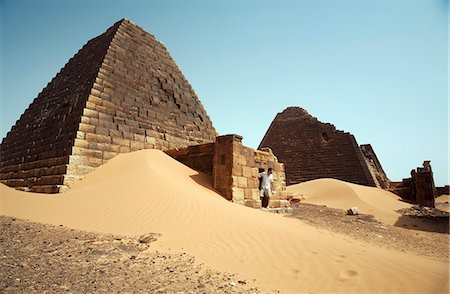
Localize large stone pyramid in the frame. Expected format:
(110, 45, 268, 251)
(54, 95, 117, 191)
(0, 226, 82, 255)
(259, 107, 383, 187)
(0, 19, 217, 193)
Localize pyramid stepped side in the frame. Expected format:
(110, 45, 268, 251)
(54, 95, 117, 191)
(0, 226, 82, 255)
(259, 107, 376, 186)
(0, 21, 120, 193)
(63, 19, 217, 189)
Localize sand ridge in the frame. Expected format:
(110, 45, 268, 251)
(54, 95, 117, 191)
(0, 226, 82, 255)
(287, 178, 412, 225)
(1, 150, 448, 293)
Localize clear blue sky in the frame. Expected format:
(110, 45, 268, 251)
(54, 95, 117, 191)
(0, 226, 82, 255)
(1, 0, 448, 186)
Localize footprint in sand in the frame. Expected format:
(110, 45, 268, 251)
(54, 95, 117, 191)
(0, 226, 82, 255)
(334, 255, 346, 262)
(291, 268, 300, 278)
(338, 269, 359, 282)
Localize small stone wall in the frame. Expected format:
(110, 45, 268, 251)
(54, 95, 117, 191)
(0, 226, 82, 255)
(391, 161, 437, 207)
(436, 186, 450, 197)
(166, 134, 289, 209)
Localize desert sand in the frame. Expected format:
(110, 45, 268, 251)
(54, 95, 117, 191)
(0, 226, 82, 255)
(437, 195, 450, 203)
(287, 178, 413, 225)
(1, 150, 448, 293)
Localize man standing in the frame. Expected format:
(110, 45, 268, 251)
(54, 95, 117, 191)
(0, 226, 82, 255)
(259, 168, 274, 209)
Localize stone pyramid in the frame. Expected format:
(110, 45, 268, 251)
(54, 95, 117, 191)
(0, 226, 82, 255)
(259, 107, 380, 187)
(0, 19, 217, 193)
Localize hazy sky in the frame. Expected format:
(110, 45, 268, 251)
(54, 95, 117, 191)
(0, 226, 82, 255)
(1, 0, 448, 185)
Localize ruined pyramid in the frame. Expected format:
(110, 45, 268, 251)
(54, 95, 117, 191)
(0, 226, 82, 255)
(259, 107, 388, 187)
(0, 19, 217, 193)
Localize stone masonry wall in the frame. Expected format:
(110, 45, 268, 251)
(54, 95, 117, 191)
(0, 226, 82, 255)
(167, 134, 289, 209)
(165, 143, 215, 176)
(63, 19, 217, 189)
(360, 144, 390, 189)
(1, 19, 217, 193)
(259, 107, 377, 187)
(391, 161, 437, 207)
(0, 21, 120, 193)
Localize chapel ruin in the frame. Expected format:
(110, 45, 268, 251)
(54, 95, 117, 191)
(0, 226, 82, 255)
(0, 19, 216, 193)
(166, 134, 290, 209)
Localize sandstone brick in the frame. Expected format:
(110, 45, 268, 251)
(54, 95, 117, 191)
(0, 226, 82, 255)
(130, 141, 145, 151)
(85, 157, 103, 167)
(83, 108, 99, 119)
(73, 139, 89, 149)
(112, 137, 130, 147)
(237, 176, 247, 188)
(77, 165, 95, 176)
(103, 151, 118, 160)
(231, 187, 245, 200)
(119, 146, 131, 153)
(242, 166, 253, 178)
(78, 123, 95, 133)
(85, 133, 112, 144)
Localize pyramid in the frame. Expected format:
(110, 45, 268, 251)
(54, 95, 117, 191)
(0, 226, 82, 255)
(0, 19, 217, 193)
(259, 107, 385, 187)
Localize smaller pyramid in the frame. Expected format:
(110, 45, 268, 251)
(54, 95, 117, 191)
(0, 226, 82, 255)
(0, 19, 217, 193)
(259, 107, 380, 186)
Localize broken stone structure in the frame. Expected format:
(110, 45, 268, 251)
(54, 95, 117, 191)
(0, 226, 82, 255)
(259, 107, 387, 187)
(166, 134, 290, 209)
(390, 161, 438, 208)
(0, 19, 216, 193)
(360, 144, 390, 189)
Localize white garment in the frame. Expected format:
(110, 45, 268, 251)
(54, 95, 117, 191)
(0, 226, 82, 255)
(259, 172, 274, 190)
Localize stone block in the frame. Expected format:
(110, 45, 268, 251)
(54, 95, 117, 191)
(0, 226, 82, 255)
(242, 166, 253, 178)
(103, 151, 118, 160)
(145, 136, 156, 145)
(79, 123, 96, 133)
(85, 157, 103, 167)
(73, 138, 89, 149)
(134, 134, 146, 142)
(83, 108, 99, 119)
(119, 146, 131, 153)
(251, 189, 260, 200)
(112, 137, 130, 147)
(237, 176, 248, 188)
(238, 155, 247, 166)
(130, 141, 145, 151)
(77, 165, 95, 176)
(85, 133, 112, 144)
(231, 187, 245, 200)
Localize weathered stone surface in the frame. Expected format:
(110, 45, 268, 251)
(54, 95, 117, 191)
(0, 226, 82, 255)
(391, 161, 437, 208)
(167, 134, 290, 209)
(259, 107, 377, 187)
(0, 18, 217, 193)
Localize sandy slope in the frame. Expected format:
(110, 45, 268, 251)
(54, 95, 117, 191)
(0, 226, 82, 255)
(437, 195, 450, 203)
(0, 150, 448, 293)
(287, 178, 412, 225)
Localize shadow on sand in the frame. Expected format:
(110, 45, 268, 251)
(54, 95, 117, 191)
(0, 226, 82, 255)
(394, 215, 449, 234)
(189, 173, 218, 194)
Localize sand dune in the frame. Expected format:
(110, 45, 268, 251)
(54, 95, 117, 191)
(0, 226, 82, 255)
(287, 178, 411, 225)
(1, 150, 448, 293)
(437, 195, 450, 203)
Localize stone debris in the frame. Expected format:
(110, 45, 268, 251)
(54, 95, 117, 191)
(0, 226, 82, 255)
(347, 207, 360, 215)
(289, 202, 448, 260)
(399, 205, 449, 218)
(138, 233, 161, 244)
